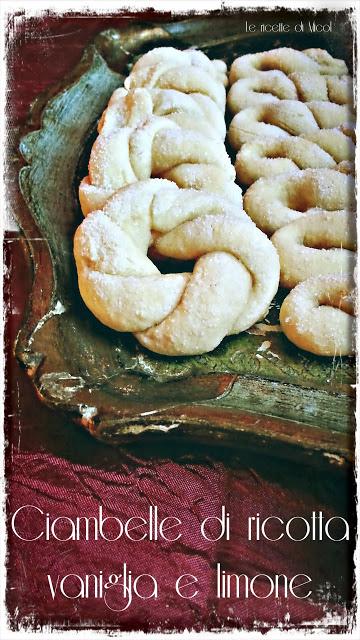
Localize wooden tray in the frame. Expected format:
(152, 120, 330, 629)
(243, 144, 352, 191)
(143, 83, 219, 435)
(15, 11, 355, 463)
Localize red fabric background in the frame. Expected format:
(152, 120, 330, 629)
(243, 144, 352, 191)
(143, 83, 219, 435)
(4, 11, 355, 634)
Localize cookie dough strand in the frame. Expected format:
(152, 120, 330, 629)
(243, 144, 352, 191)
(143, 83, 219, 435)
(136, 251, 252, 356)
(154, 214, 280, 334)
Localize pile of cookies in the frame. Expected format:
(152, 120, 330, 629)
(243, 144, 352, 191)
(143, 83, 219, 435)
(228, 47, 355, 356)
(74, 46, 355, 358)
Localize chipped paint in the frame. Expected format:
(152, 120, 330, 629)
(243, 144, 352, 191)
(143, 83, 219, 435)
(121, 422, 180, 435)
(39, 372, 85, 401)
(257, 340, 271, 352)
(28, 300, 66, 345)
(247, 323, 283, 336)
(79, 404, 98, 420)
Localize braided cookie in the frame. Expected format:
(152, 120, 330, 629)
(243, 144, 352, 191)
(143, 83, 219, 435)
(99, 86, 226, 140)
(126, 46, 227, 111)
(228, 72, 352, 113)
(235, 130, 355, 186)
(271, 210, 356, 288)
(81, 97, 239, 209)
(279, 275, 355, 356)
(234, 137, 337, 185)
(80, 47, 240, 215)
(79, 89, 240, 215)
(243, 168, 355, 235)
(229, 100, 353, 143)
(227, 47, 354, 184)
(229, 48, 348, 84)
(229, 101, 354, 162)
(74, 180, 279, 356)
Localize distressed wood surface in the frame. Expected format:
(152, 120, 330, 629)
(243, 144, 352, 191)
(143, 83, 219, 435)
(15, 13, 355, 461)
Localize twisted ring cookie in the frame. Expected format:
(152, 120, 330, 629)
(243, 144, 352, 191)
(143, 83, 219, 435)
(228, 71, 352, 113)
(234, 137, 337, 185)
(126, 46, 228, 111)
(81, 102, 239, 211)
(228, 47, 354, 184)
(271, 210, 356, 288)
(80, 48, 240, 215)
(229, 47, 348, 84)
(235, 130, 355, 185)
(99, 86, 226, 140)
(280, 275, 355, 356)
(243, 168, 355, 235)
(74, 180, 279, 356)
(228, 100, 354, 151)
